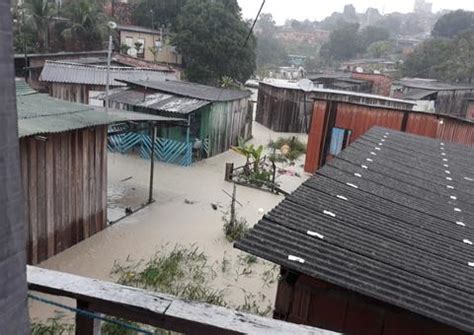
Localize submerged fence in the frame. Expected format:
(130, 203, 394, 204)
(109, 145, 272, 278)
(108, 132, 193, 166)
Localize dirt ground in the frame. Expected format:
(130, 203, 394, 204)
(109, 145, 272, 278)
(29, 122, 310, 324)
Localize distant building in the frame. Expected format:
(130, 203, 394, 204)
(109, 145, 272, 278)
(275, 28, 330, 46)
(414, 0, 432, 14)
(288, 55, 306, 67)
(310, 72, 392, 97)
(117, 24, 183, 66)
(340, 58, 397, 74)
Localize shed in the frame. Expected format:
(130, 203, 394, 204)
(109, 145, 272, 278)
(39, 60, 177, 105)
(392, 78, 474, 117)
(106, 79, 253, 161)
(256, 81, 414, 133)
(236, 128, 474, 335)
(305, 94, 474, 173)
(16, 80, 180, 264)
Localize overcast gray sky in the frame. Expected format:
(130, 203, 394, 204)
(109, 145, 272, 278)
(237, 0, 474, 24)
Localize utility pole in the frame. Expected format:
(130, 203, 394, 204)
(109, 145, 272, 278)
(105, 21, 117, 112)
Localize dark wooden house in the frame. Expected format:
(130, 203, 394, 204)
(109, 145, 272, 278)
(39, 60, 177, 105)
(236, 128, 474, 335)
(16, 80, 176, 264)
(105, 79, 252, 161)
(392, 78, 474, 117)
(256, 81, 413, 133)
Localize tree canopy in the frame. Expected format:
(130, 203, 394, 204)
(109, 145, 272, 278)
(174, 0, 256, 85)
(432, 10, 474, 38)
(132, 0, 187, 31)
(322, 22, 361, 61)
(403, 33, 474, 83)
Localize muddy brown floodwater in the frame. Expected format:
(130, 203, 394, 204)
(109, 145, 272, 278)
(29, 123, 310, 325)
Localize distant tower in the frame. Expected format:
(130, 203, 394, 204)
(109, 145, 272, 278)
(414, 0, 432, 14)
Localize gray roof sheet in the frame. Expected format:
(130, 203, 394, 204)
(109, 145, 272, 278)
(396, 78, 474, 91)
(400, 88, 438, 100)
(236, 127, 474, 333)
(40, 61, 177, 86)
(122, 79, 252, 102)
(16, 82, 183, 137)
(106, 88, 210, 115)
(116, 24, 161, 35)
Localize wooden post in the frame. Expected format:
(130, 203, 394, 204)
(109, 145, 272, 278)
(148, 124, 156, 204)
(225, 163, 234, 181)
(186, 115, 191, 165)
(75, 300, 100, 335)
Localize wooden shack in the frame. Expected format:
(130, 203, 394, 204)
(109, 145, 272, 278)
(236, 128, 474, 335)
(256, 81, 412, 133)
(305, 96, 474, 173)
(106, 79, 252, 161)
(392, 78, 474, 117)
(16, 80, 178, 264)
(39, 60, 177, 105)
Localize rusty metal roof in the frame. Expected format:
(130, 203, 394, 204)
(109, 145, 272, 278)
(236, 127, 474, 333)
(122, 79, 252, 102)
(40, 61, 177, 86)
(106, 88, 210, 115)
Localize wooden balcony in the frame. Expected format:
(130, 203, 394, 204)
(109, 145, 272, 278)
(27, 266, 338, 335)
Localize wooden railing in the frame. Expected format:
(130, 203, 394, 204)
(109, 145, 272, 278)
(27, 266, 337, 335)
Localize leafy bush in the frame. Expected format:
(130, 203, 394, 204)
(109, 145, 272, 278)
(223, 215, 249, 242)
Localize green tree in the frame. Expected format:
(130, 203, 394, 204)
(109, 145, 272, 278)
(322, 21, 361, 61)
(61, 0, 108, 51)
(132, 0, 187, 31)
(402, 38, 453, 80)
(174, 0, 256, 85)
(24, 0, 55, 51)
(359, 26, 390, 50)
(447, 31, 474, 83)
(367, 40, 394, 58)
(432, 10, 474, 38)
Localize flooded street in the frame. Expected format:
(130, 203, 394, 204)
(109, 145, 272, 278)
(29, 123, 309, 322)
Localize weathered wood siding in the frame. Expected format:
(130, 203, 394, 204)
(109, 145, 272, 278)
(20, 126, 108, 264)
(274, 271, 468, 335)
(305, 100, 474, 173)
(206, 98, 251, 157)
(48, 83, 106, 104)
(256, 83, 413, 133)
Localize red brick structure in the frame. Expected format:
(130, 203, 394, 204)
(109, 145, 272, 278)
(351, 72, 392, 96)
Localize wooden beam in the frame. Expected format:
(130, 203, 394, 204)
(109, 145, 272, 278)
(27, 266, 337, 335)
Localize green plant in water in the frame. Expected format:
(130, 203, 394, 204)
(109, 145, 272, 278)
(232, 137, 265, 174)
(268, 136, 306, 162)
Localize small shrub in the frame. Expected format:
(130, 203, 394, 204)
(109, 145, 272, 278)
(268, 136, 306, 162)
(223, 215, 249, 242)
(31, 315, 74, 335)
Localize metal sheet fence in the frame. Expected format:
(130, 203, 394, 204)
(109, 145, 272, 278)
(108, 132, 192, 166)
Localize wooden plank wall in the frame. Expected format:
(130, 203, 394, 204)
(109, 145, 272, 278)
(207, 98, 251, 157)
(274, 272, 469, 335)
(49, 83, 106, 104)
(20, 126, 108, 265)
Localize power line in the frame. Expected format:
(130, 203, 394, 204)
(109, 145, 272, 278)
(242, 0, 266, 49)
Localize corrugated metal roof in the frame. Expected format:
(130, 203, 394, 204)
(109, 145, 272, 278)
(15, 79, 37, 96)
(106, 88, 210, 115)
(116, 24, 161, 35)
(122, 79, 252, 102)
(236, 127, 474, 333)
(400, 88, 438, 100)
(16, 83, 183, 138)
(396, 78, 474, 91)
(261, 80, 416, 105)
(40, 61, 177, 86)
